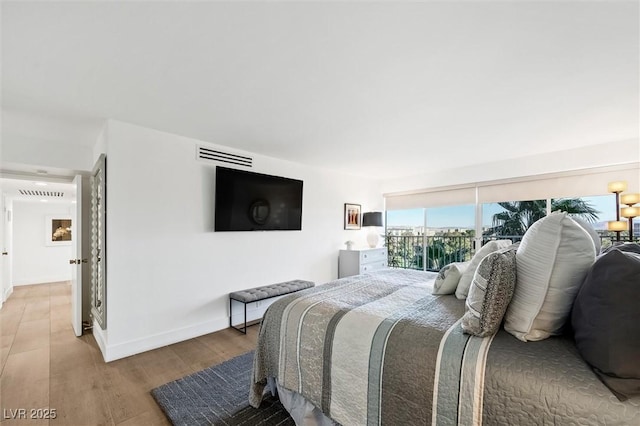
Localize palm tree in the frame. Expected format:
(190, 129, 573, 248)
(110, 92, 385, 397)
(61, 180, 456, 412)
(485, 198, 600, 237)
(551, 198, 600, 221)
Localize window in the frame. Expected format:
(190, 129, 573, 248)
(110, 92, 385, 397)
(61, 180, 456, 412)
(482, 200, 546, 243)
(423, 205, 475, 270)
(389, 198, 612, 271)
(386, 205, 475, 271)
(384, 164, 638, 270)
(386, 208, 424, 270)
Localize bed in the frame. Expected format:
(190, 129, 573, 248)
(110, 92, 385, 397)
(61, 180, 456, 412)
(250, 268, 640, 425)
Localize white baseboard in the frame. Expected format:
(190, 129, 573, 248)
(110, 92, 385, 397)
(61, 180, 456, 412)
(92, 320, 108, 361)
(99, 317, 230, 362)
(1, 286, 14, 307)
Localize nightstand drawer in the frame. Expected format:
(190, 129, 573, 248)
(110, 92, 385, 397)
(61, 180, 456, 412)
(360, 248, 387, 264)
(360, 261, 387, 274)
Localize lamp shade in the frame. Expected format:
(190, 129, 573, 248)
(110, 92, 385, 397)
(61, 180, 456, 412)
(608, 181, 628, 193)
(362, 212, 383, 227)
(608, 221, 628, 232)
(621, 206, 640, 218)
(621, 193, 640, 206)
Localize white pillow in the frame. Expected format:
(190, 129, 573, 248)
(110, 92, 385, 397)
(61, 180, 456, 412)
(455, 239, 512, 299)
(570, 216, 601, 254)
(432, 261, 470, 295)
(504, 212, 596, 342)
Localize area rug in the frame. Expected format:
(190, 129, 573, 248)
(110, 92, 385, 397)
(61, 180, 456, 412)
(151, 351, 294, 425)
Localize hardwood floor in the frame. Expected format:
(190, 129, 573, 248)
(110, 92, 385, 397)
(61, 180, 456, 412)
(0, 282, 259, 425)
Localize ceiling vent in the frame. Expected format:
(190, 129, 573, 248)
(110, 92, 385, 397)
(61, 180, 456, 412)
(197, 146, 252, 168)
(18, 189, 65, 197)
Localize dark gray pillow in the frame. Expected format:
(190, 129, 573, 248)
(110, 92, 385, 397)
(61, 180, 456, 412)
(571, 249, 640, 401)
(600, 242, 640, 255)
(461, 247, 517, 337)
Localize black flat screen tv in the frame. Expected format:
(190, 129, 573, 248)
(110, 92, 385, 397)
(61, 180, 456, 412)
(214, 167, 303, 231)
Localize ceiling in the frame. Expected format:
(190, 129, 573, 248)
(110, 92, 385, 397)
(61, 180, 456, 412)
(0, 177, 76, 203)
(1, 1, 638, 179)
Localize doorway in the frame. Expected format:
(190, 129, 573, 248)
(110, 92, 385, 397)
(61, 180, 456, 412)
(0, 175, 89, 336)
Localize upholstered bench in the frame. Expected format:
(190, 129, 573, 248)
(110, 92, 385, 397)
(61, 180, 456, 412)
(229, 279, 315, 333)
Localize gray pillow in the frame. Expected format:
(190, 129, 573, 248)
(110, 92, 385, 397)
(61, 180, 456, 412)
(571, 249, 640, 401)
(461, 247, 517, 337)
(600, 242, 640, 255)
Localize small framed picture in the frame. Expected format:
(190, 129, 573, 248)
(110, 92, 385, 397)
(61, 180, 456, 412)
(344, 203, 361, 230)
(45, 216, 72, 246)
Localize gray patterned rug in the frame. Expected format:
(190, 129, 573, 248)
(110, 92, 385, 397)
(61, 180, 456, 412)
(151, 351, 294, 425)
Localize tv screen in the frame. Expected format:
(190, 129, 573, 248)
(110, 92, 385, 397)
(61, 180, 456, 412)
(214, 167, 303, 231)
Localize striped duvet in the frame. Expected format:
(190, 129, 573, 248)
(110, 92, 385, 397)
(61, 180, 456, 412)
(249, 269, 640, 425)
(250, 269, 470, 425)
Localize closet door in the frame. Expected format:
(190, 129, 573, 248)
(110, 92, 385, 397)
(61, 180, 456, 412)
(91, 154, 107, 329)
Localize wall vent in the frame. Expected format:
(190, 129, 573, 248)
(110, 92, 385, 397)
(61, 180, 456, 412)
(197, 146, 253, 168)
(18, 189, 65, 197)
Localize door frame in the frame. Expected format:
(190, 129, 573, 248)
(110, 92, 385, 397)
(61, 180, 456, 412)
(71, 175, 83, 336)
(0, 195, 13, 308)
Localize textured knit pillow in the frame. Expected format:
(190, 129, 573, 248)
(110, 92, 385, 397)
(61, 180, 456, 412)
(432, 261, 470, 295)
(504, 212, 596, 342)
(571, 249, 640, 401)
(461, 247, 517, 337)
(455, 239, 512, 299)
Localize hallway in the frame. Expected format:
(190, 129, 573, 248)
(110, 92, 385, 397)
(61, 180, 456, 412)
(0, 282, 258, 425)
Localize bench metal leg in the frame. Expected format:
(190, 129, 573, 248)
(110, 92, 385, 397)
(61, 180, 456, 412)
(243, 302, 247, 334)
(230, 298, 247, 334)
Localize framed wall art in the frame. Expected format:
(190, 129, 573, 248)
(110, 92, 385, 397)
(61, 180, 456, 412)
(344, 203, 361, 230)
(45, 216, 72, 246)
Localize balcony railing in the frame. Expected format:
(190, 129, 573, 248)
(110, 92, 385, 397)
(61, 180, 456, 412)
(386, 234, 478, 272)
(385, 232, 625, 272)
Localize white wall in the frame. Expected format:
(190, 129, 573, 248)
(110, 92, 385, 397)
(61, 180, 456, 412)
(92, 124, 107, 164)
(7, 114, 636, 359)
(1, 109, 99, 172)
(1, 133, 94, 173)
(12, 201, 73, 286)
(97, 120, 382, 361)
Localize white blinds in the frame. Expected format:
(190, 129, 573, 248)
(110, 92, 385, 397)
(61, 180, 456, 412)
(384, 163, 639, 210)
(478, 165, 640, 203)
(385, 187, 476, 210)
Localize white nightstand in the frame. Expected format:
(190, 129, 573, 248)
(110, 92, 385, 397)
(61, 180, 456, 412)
(338, 247, 388, 278)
